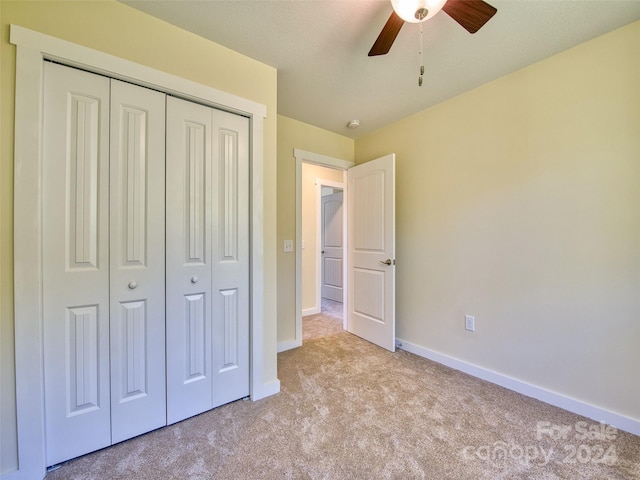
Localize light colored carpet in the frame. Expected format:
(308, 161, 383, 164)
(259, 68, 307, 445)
(47, 313, 639, 479)
(302, 298, 344, 341)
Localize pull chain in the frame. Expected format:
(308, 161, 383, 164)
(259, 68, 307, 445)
(418, 22, 424, 86)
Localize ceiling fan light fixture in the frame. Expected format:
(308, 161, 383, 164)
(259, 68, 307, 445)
(391, 0, 447, 23)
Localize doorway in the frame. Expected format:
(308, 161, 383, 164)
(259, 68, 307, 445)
(301, 164, 345, 322)
(302, 177, 344, 341)
(293, 150, 354, 347)
(292, 149, 396, 351)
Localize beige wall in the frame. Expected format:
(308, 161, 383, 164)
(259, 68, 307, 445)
(301, 164, 344, 312)
(277, 115, 353, 342)
(0, 1, 277, 474)
(355, 21, 640, 421)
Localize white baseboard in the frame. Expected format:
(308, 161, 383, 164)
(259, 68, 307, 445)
(251, 379, 281, 401)
(302, 307, 320, 317)
(396, 338, 640, 437)
(0, 466, 41, 480)
(277, 338, 302, 353)
(0, 470, 21, 480)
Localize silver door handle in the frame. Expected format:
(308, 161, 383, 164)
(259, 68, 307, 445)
(191, 276, 199, 284)
(128, 281, 137, 289)
(380, 259, 392, 266)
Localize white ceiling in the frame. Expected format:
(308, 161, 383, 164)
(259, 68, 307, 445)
(122, 0, 640, 138)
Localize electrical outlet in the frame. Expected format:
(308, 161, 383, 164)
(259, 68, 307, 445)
(465, 315, 475, 332)
(283, 240, 294, 253)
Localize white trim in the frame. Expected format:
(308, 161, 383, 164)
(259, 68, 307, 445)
(277, 339, 302, 353)
(1, 470, 21, 480)
(288, 149, 353, 353)
(314, 178, 344, 314)
(302, 307, 321, 317)
(10, 24, 274, 479)
(10, 26, 265, 119)
(11, 41, 47, 480)
(397, 338, 640, 437)
(254, 380, 282, 400)
(293, 157, 303, 352)
(340, 170, 348, 330)
(294, 148, 354, 171)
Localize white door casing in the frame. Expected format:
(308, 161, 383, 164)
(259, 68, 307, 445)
(347, 154, 396, 352)
(109, 79, 167, 444)
(12, 24, 272, 478)
(288, 150, 353, 353)
(321, 191, 344, 302)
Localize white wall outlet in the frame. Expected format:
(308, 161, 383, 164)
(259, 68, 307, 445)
(284, 240, 294, 253)
(465, 315, 475, 332)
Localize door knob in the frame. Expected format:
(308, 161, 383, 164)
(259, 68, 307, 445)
(191, 276, 199, 284)
(380, 259, 392, 266)
(128, 281, 137, 289)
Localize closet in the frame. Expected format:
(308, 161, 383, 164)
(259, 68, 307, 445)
(41, 62, 249, 466)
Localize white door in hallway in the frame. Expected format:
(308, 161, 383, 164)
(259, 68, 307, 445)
(321, 191, 344, 302)
(347, 154, 396, 352)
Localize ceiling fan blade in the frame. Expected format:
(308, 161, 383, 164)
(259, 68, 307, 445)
(442, 0, 497, 34)
(368, 11, 405, 56)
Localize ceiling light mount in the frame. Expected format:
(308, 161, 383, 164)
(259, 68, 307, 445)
(391, 0, 447, 24)
(415, 7, 428, 21)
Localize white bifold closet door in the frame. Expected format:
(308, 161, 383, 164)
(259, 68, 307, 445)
(165, 96, 250, 425)
(42, 62, 166, 466)
(108, 77, 166, 444)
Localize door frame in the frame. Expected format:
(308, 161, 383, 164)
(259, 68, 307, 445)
(10, 25, 271, 478)
(315, 180, 345, 317)
(279, 149, 353, 352)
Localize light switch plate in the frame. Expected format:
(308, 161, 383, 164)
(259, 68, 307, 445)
(465, 315, 475, 332)
(284, 240, 294, 253)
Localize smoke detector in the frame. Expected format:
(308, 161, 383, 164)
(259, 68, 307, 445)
(347, 120, 360, 129)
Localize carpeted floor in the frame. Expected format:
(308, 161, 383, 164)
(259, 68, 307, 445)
(302, 298, 344, 341)
(46, 304, 640, 479)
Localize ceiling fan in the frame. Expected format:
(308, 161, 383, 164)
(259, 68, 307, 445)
(369, 0, 497, 56)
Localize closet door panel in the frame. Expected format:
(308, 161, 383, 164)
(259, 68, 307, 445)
(42, 62, 111, 466)
(166, 96, 214, 424)
(211, 110, 250, 407)
(109, 79, 167, 443)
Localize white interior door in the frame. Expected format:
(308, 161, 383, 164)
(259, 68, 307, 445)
(109, 79, 167, 443)
(42, 62, 112, 465)
(166, 96, 214, 424)
(321, 191, 344, 302)
(166, 97, 250, 423)
(347, 154, 396, 352)
(43, 64, 169, 464)
(210, 109, 250, 408)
